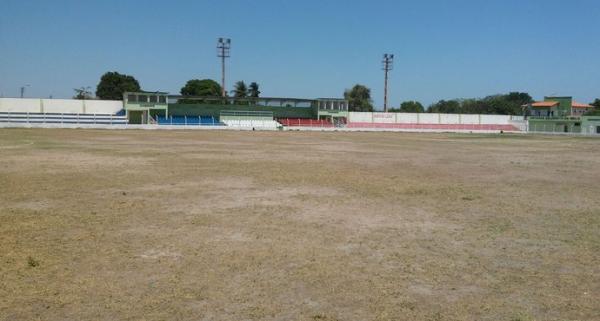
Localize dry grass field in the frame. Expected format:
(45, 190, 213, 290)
(1, 128, 599, 321)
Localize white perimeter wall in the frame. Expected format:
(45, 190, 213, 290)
(0, 98, 123, 114)
(348, 112, 372, 123)
(348, 112, 514, 125)
(418, 113, 439, 124)
(372, 112, 395, 123)
(0, 98, 41, 112)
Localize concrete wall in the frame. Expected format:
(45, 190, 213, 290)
(439, 114, 460, 124)
(416, 113, 439, 124)
(461, 114, 480, 124)
(0, 98, 41, 113)
(396, 113, 419, 123)
(480, 115, 511, 124)
(0, 98, 123, 114)
(372, 112, 395, 123)
(43, 100, 83, 113)
(348, 112, 372, 123)
(348, 112, 513, 125)
(84, 100, 123, 114)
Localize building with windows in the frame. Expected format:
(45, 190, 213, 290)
(525, 96, 597, 134)
(524, 96, 593, 117)
(124, 92, 169, 124)
(122, 92, 349, 125)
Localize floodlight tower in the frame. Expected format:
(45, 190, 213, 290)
(217, 38, 231, 98)
(382, 54, 394, 112)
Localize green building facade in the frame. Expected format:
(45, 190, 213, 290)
(528, 116, 600, 134)
(526, 96, 597, 134)
(123, 92, 348, 124)
(123, 92, 169, 124)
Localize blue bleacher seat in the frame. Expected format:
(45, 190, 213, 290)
(156, 115, 224, 126)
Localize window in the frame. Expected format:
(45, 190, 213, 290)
(159, 96, 166, 103)
(149, 95, 158, 103)
(127, 94, 137, 102)
(138, 95, 148, 103)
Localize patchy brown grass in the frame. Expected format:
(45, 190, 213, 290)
(0, 129, 599, 321)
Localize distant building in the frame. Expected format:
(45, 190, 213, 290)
(525, 96, 599, 134)
(524, 96, 593, 117)
(122, 92, 348, 125)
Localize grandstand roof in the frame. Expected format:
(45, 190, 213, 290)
(127, 91, 169, 95)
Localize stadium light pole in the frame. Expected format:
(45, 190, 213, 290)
(382, 54, 394, 112)
(217, 38, 231, 98)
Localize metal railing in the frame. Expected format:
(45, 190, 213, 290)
(0, 112, 127, 124)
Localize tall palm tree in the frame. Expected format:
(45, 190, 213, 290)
(231, 81, 248, 98)
(248, 82, 260, 98)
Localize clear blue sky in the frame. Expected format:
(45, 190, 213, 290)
(1, 0, 599, 108)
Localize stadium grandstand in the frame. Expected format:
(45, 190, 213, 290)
(2, 92, 598, 135)
(122, 92, 349, 129)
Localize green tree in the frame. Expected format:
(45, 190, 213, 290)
(248, 82, 260, 98)
(344, 84, 373, 112)
(585, 99, 600, 115)
(428, 100, 461, 113)
(460, 98, 487, 114)
(95, 72, 141, 100)
(231, 81, 248, 98)
(391, 101, 424, 113)
(180, 79, 222, 97)
(502, 92, 533, 115)
(427, 92, 533, 115)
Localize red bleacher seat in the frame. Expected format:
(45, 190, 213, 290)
(278, 118, 334, 127)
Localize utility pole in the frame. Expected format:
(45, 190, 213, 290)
(382, 54, 394, 112)
(20, 84, 30, 98)
(217, 38, 231, 98)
